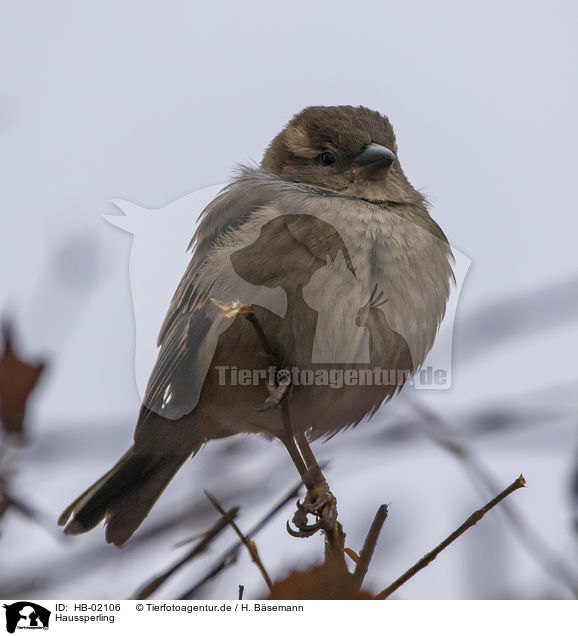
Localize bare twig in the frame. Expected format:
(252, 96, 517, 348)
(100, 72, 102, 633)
(0, 494, 226, 598)
(133, 506, 239, 600)
(212, 301, 341, 558)
(204, 490, 273, 592)
(405, 394, 578, 597)
(240, 306, 278, 362)
(324, 522, 348, 574)
(458, 275, 578, 363)
(1, 488, 61, 538)
(180, 557, 236, 599)
(210, 300, 278, 363)
(180, 479, 303, 599)
(571, 420, 578, 536)
(214, 299, 341, 547)
(376, 475, 526, 599)
(353, 504, 389, 589)
(344, 548, 360, 564)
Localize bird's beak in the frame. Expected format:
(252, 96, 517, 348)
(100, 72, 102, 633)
(353, 143, 396, 181)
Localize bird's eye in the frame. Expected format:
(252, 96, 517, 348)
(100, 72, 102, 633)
(318, 151, 337, 166)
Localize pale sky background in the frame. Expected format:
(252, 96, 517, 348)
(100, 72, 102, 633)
(1, 1, 577, 600)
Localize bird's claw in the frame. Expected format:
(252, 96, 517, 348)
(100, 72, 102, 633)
(254, 373, 291, 411)
(295, 498, 309, 512)
(286, 519, 321, 537)
(286, 491, 338, 538)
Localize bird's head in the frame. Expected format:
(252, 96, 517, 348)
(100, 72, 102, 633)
(261, 105, 422, 205)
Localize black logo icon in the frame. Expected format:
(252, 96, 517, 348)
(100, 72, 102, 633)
(3, 602, 51, 633)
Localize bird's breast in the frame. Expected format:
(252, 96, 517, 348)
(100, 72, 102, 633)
(293, 196, 454, 372)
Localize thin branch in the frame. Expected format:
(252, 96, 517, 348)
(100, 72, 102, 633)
(213, 301, 341, 555)
(240, 306, 279, 363)
(376, 475, 526, 599)
(180, 557, 235, 600)
(133, 506, 239, 600)
(353, 504, 389, 589)
(204, 490, 273, 592)
(324, 521, 348, 574)
(179, 479, 303, 599)
(210, 300, 278, 364)
(0, 495, 225, 598)
(405, 393, 578, 597)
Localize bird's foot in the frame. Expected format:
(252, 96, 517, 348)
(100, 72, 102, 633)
(255, 371, 291, 411)
(286, 489, 337, 538)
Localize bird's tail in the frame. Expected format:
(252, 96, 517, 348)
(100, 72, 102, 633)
(58, 446, 191, 546)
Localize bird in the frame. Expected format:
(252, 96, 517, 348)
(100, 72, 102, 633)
(59, 105, 454, 546)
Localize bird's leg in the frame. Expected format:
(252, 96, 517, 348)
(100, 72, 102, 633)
(293, 430, 337, 534)
(277, 406, 328, 537)
(280, 432, 313, 490)
(282, 412, 338, 537)
(295, 430, 328, 492)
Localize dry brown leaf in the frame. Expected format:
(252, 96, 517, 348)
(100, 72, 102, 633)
(0, 321, 46, 438)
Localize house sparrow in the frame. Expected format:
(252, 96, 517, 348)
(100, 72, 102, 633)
(59, 106, 454, 546)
